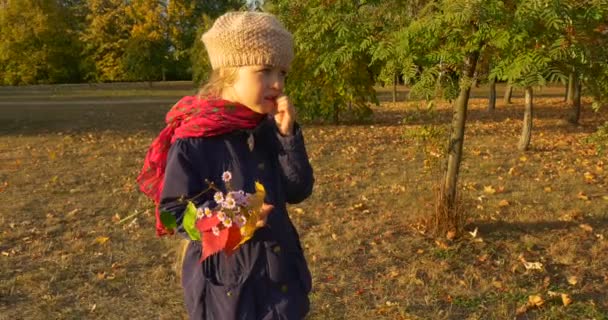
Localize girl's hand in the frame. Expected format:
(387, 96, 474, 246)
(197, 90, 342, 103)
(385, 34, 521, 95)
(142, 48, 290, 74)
(273, 95, 296, 136)
(256, 203, 274, 227)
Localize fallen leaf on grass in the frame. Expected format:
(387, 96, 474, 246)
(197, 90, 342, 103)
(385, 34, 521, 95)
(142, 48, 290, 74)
(529, 295, 545, 307)
(446, 230, 457, 240)
(498, 199, 510, 207)
(484, 185, 497, 195)
(548, 291, 574, 306)
(583, 172, 596, 183)
(95, 236, 110, 245)
(577, 192, 590, 201)
(579, 224, 593, 233)
(522, 261, 543, 271)
(517, 295, 545, 315)
(468, 227, 479, 238)
(435, 240, 449, 249)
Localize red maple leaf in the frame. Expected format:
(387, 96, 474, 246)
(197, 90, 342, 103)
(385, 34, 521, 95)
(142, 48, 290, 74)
(224, 226, 243, 256)
(196, 215, 220, 232)
(200, 228, 228, 262)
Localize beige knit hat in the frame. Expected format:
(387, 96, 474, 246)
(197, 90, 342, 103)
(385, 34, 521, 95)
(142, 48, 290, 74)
(202, 12, 294, 70)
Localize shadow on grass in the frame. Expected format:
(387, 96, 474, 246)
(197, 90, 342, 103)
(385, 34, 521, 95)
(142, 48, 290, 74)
(0, 93, 601, 136)
(0, 103, 171, 136)
(474, 217, 608, 239)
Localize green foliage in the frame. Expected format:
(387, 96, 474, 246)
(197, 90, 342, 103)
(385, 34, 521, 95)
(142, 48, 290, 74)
(171, 0, 242, 84)
(585, 121, 608, 156)
(79, 0, 131, 82)
(159, 211, 177, 231)
(269, 0, 381, 123)
(0, 0, 82, 85)
(182, 202, 201, 241)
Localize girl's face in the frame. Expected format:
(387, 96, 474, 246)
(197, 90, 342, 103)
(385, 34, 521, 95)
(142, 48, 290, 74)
(222, 65, 287, 114)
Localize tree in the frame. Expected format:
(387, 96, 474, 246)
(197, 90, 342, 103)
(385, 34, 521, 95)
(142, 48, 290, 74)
(123, 0, 169, 81)
(188, 0, 243, 86)
(0, 0, 81, 84)
(269, 0, 381, 123)
(80, 0, 131, 82)
(394, 0, 514, 234)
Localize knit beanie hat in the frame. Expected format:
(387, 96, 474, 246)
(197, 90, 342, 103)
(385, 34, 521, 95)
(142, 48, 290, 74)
(202, 12, 294, 70)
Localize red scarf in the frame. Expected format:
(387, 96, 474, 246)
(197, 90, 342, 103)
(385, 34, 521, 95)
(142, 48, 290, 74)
(137, 96, 265, 236)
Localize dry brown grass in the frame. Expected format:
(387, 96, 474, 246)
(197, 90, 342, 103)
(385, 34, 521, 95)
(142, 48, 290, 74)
(1, 86, 607, 319)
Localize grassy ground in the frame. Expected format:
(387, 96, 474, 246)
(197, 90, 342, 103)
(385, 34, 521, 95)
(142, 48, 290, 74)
(0, 86, 607, 319)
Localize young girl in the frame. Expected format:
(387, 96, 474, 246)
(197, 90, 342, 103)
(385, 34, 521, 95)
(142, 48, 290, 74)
(137, 11, 313, 319)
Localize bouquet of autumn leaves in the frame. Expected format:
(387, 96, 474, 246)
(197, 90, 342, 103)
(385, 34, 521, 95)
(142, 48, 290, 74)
(159, 171, 268, 262)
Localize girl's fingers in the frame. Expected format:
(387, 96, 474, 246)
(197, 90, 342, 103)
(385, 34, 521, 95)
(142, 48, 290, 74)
(256, 203, 274, 227)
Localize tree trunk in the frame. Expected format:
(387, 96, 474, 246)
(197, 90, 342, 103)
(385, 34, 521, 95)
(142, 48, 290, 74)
(332, 105, 340, 124)
(488, 78, 496, 111)
(566, 72, 575, 104)
(568, 77, 582, 124)
(518, 87, 533, 151)
(503, 84, 513, 104)
(392, 73, 397, 103)
(443, 51, 479, 213)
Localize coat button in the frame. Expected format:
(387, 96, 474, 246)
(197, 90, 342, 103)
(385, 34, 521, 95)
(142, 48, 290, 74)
(273, 245, 281, 254)
(280, 284, 288, 293)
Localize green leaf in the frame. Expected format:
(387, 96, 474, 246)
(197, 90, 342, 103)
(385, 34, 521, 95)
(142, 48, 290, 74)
(183, 201, 201, 241)
(160, 211, 177, 230)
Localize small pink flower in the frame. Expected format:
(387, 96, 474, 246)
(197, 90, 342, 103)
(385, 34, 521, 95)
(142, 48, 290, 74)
(222, 218, 233, 228)
(216, 211, 226, 221)
(235, 215, 247, 227)
(212, 226, 220, 236)
(222, 171, 232, 182)
(214, 192, 224, 204)
(204, 207, 212, 218)
(223, 196, 236, 209)
(196, 207, 205, 219)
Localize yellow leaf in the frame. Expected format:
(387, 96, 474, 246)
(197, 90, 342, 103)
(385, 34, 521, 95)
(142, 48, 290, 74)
(528, 295, 545, 307)
(446, 230, 457, 240)
(561, 293, 573, 306)
(468, 227, 479, 238)
(584, 172, 595, 182)
(498, 199, 510, 207)
(577, 192, 589, 201)
(95, 236, 110, 245)
(523, 261, 543, 270)
(435, 240, 449, 249)
(234, 182, 267, 249)
(544, 186, 552, 192)
(579, 224, 593, 233)
(567, 276, 578, 286)
(519, 156, 528, 162)
(484, 185, 496, 195)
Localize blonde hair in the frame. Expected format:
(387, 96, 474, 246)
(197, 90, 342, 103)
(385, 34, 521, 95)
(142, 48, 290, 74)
(197, 67, 239, 99)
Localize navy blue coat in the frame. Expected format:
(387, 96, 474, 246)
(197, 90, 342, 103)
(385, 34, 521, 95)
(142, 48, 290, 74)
(160, 116, 313, 320)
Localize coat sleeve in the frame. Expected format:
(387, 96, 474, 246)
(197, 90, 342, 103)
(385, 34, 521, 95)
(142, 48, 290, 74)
(159, 139, 211, 236)
(274, 122, 314, 204)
